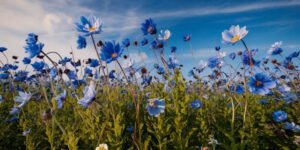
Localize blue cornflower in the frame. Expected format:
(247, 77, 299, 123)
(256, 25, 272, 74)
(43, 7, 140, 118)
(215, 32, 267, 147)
(242, 50, 260, 66)
(151, 40, 164, 49)
(171, 46, 177, 53)
(146, 98, 165, 117)
(78, 81, 96, 109)
(284, 122, 300, 132)
(215, 46, 221, 51)
(77, 35, 87, 49)
(268, 41, 283, 56)
(89, 59, 99, 67)
(14, 71, 28, 82)
(50, 68, 57, 79)
(191, 99, 202, 109)
(230, 84, 244, 94)
(229, 52, 236, 60)
(59, 57, 72, 65)
(247, 73, 276, 95)
(22, 57, 31, 64)
(156, 66, 165, 75)
(122, 38, 130, 48)
(0, 47, 7, 52)
(168, 55, 179, 69)
(207, 56, 220, 68)
(31, 61, 45, 71)
(100, 41, 124, 63)
(75, 15, 103, 36)
(141, 18, 157, 35)
(142, 76, 152, 85)
(67, 71, 77, 80)
(141, 38, 148, 46)
(109, 70, 116, 79)
(84, 67, 92, 75)
(0, 73, 9, 80)
(55, 90, 66, 109)
(24, 33, 44, 58)
(272, 110, 287, 123)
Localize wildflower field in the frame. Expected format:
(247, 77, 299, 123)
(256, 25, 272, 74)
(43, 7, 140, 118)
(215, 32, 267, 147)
(0, 15, 300, 150)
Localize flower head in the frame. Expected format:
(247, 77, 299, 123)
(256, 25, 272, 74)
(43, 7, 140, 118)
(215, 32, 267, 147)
(55, 90, 66, 109)
(95, 143, 108, 150)
(158, 29, 171, 41)
(122, 38, 130, 48)
(78, 81, 96, 108)
(207, 56, 220, 68)
(22, 57, 31, 64)
(0, 47, 7, 52)
(222, 25, 248, 44)
(141, 18, 157, 35)
(272, 110, 287, 123)
(75, 15, 103, 36)
(146, 98, 165, 117)
(24, 33, 44, 58)
(248, 73, 276, 95)
(191, 99, 202, 109)
(77, 35, 87, 49)
(100, 41, 124, 63)
(268, 41, 283, 56)
(141, 38, 148, 46)
(183, 34, 191, 41)
(31, 61, 45, 71)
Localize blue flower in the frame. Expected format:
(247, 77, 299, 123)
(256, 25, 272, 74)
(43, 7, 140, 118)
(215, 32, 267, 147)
(284, 122, 300, 133)
(84, 67, 92, 75)
(146, 98, 165, 117)
(0, 73, 9, 80)
(100, 41, 124, 63)
(24, 33, 44, 58)
(122, 38, 130, 48)
(55, 90, 66, 109)
(141, 38, 148, 46)
(31, 61, 45, 71)
(248, 73, 276, 95)
(75, 15, 103, 36)
(272, 110, 287, 123)
(229, 52, 236, 60)
(14, 71, 28, 82)
(222, 25, 248, 44)
(142, 76, 152, 85)
(171, 46, 177, 53)
(67, 71, 77, 80)
(77, 35, 87, 49)
(183, 34, 191, 41)
(156, 66, 165, 75)
(109, 70, 116, 79)
(59, 57, 72, 65)
(22, 57, 31, 64)
(50, 68, 57, 79)
(141, 18, 157, 35)
(230, 84, 244, 94)
(9, 107, 20, 115)
(168, 55, 179, 69)
(242, 50, 260, 66)
(89, 59, 99, 68)
(215, 46, 221, 51)
(268, 41, 283, 56)
(78, 81, 96, 109)
(0, 47, 7, 52)
(151, 40, 164, 49)
(191, 99, 202, 109)
(207, 56, 220, 68)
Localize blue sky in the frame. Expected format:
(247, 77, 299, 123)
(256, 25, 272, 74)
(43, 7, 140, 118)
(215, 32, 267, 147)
(0, 0, 300, 77)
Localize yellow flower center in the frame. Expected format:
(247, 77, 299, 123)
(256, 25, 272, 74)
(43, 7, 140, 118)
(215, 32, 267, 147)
(149, 100, 155, 106)
(255, 81, 263, 86)
(231, 35, 240, 43)
(111, 53, 118, 58)
(88, 26, 97, 32)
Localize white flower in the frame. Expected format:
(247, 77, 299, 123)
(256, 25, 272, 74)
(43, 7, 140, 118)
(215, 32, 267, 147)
(217, 52, 227, 58)
(222, 25, 248, 44)
(15, 91, 32, 108)
(95, 143, 108, 150)
(158, 29, 171, 41)
(198, 60, 207, 70)
(78, 81, 96, 108)
(267, 41, 283, 55)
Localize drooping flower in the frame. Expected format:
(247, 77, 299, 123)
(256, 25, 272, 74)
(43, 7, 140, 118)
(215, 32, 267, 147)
(95, 143, 108, 150)
(59, 57, 72, 65)
(268, 41, 283, 56)
(146, 98, 165, 117)
(78, 81, 96, 108)
(222, 25, 248, 44)
(191, 99, 202, 109)
(151, 40, 164, 49)
(24, 33, 44, 58)
(158, 29, 171, 41)
(109, 70, 116, 79)
(100, 41, 124, 63)
(247, 73, 276, 95)
(141, 18, 157, 35)
(77, 35, 87, 49)
(272, 110, 287, 123)
(22, 57, 31, 64)
(55, 90, 66, 109)
(75, 15, 103, 36)
(0, 47, 7, 52)
(122, 38, 130, 48)
(31, 61, 45, 71)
